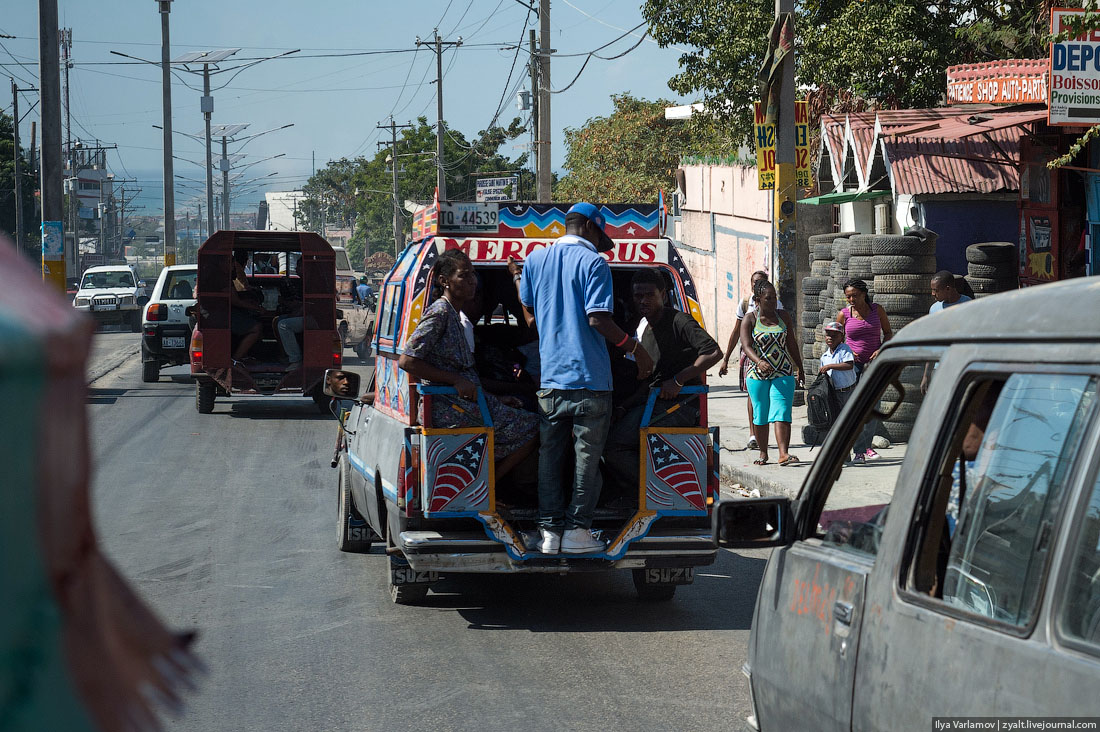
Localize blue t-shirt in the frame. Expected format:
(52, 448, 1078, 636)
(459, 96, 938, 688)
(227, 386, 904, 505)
(519, 234, 615, 391)
(929, 294, 971, 314)
(356, 283, 373, 301)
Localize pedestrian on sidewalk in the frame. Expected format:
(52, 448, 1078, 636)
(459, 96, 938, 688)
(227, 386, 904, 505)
(509, 202, 655, 555)
(921, 270, 973, 393)
(819, 320, 857, 405)
(837, 278, 893, 462)
(718, 269, 784, 450)
(741, 280, 803, 466)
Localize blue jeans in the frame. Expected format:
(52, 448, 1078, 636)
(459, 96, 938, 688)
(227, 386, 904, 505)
(276, 316, 303, 362)
(536, 388, 612, 531)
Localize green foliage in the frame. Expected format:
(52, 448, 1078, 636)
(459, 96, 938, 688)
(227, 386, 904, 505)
(0, 112, 37, 248)
(643, 0, 1056, 145)
(296, 117, 527, 267)
(555, 94, 721, 202)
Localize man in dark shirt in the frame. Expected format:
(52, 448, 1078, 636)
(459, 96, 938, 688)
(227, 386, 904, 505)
(602, 268, 722, 502)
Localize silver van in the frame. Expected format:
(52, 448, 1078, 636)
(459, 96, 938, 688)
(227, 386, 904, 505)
(719, 278, 1100, 730)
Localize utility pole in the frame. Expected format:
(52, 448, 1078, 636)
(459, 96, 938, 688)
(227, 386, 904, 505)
(221, 135, 230, 230)
(11, 79, 24, 255)
(771, 0, 797, 318)
(61, 28, 76, 274)
(203, 65, 215, 235)
(378, 117, 412, 258)
(158, 0, 176, 265)
(537, 0, 551, 202)
(416, 29, 461, 202)
(39, 0, 64, 289)
(529, 28, 538, 200)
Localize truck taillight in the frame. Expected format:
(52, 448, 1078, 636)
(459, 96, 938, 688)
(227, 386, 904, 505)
(332, 335, 343, 367)
(190, 330, 203, 369)
(146, 303, 167, 321)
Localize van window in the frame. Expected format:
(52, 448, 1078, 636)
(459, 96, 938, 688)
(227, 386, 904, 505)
(905, 372, 1096, 629)
(812, 358, 940, 560)
(1059, 468, 1100, 651)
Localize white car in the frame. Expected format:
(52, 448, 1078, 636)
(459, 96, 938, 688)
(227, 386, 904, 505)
(72, 264, 147, 331)
(140, 265, 197, 383)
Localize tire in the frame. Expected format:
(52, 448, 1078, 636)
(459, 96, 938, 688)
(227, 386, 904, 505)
(810, 260, 831, 277)
(799, 310, 820, 327)
(873, 274, 930, 294)
(847, 255, 873, 279)
(803, 358, 820, 376)
(337, 456, 372, 553)
(809, 232, 854, 247)
(141, 357, 160, 383)
(967, 262, 1015, 279)
(802, 276, 830, 294)
(880, 383, 923, 406)
(836, 249, 851, 269)
(848, 234, 874, 256)
(196, 379, 216, 413)
(800, 328, 816, 346)
(802, 342, 815, 359)
(871, 235, 933, 256)
(632, 569, 677, 601)
(889, 313, 921, 330)
(878, 402, 922, 422)
(813, 241, 835, 260)
(965, 275, 1013, 293)
(965, 241, 1015, 264)
(873, 293, 934, 313)
(881, 420, 914, 443)
(812, 341, 825, 358)
(872, 255, 938, 275)
(129, 311, 142, 333)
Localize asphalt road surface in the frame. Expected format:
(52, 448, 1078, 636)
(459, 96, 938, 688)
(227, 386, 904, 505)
(86, 334, 762, 732)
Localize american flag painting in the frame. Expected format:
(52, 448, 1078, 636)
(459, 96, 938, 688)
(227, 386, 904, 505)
(646, 434, 706, 510)
(426, 433, 488, 513)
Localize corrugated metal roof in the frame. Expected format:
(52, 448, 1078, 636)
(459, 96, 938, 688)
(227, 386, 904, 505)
(893, 108, 1046, 140)
(820, 114, 847, 184)
(884, 126, 1021, 195)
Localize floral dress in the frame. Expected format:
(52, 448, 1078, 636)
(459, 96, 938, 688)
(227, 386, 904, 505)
(404, 297, 538, 458)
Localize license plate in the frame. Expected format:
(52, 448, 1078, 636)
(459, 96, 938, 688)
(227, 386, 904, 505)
(643, 567, 694, 585)
(94, 303, 117, 311)
(391, 568, 439, 585)
(162, 336, 186, 349)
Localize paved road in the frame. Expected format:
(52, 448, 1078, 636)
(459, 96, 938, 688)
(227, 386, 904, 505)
(87, 345, 762, 732)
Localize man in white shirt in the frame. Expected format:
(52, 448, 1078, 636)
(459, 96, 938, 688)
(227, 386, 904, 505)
(718, 270, 784, 449)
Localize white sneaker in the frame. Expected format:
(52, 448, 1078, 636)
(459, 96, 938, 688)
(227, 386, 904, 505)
(537, 528, 561, 554)
(560, 528, 606, 554)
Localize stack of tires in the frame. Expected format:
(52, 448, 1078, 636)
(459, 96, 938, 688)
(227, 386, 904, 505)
(964, 242, 1018, 298)
(871, 234, 936, 332)
(877, 364, 926, 444)
(803, 232, 857, 378)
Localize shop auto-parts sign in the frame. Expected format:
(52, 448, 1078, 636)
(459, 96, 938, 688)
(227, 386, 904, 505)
(1050, 7, 1100, 125)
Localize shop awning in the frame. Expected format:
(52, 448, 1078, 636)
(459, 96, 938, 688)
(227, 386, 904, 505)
(800, 190, 891, 206)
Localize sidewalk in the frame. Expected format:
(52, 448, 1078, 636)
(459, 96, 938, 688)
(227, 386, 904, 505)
(706, 367, 907, 503)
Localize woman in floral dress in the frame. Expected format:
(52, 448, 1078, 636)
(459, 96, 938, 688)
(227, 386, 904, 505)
(399, 249, 538, 478)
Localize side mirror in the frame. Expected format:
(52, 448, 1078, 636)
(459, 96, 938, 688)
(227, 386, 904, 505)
(323, 368, 361, 400)
(716, 497, 793, 549)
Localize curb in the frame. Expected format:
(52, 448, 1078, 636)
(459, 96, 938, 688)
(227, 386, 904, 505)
(86, 342, 139, 385)
(718, 447, 805, 501)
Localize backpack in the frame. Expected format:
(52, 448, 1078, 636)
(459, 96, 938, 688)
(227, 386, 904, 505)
(805, 374, 841, 449)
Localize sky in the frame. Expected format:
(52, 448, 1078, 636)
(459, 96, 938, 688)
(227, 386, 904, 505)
(1, 0, 696, 219)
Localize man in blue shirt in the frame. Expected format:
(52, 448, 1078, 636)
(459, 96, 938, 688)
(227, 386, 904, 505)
(355, 277, 373, 306)
(509, 202, 654, 555)
(929, 270, 971, 314)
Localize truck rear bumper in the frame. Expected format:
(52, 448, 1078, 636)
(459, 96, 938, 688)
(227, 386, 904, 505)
(398, 528, 717, 573)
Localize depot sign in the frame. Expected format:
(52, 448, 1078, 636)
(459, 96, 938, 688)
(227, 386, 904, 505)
(1050, 7, 1100, 125)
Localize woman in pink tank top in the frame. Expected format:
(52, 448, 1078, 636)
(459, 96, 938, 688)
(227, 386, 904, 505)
(837, 278, 893, 365)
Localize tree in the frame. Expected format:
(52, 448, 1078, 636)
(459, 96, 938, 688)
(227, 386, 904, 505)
(297, 117, 527, 268)
(642, 0, 1052, 145)
(0, 111, 37, 251)
(555, 94, 713, 202)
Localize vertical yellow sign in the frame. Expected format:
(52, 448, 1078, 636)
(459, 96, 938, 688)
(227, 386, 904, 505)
(755, 101, 812, 190)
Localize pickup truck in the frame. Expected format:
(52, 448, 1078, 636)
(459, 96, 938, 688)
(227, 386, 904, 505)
(72, 264, 148, 331)
(330, 201, 721, 604)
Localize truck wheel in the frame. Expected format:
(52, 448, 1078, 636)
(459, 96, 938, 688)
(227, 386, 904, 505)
(337, 456, 372, 553)
(632, 569, 677, 601)
(141, 357, 160, 383)
(196, 379, 216, 413)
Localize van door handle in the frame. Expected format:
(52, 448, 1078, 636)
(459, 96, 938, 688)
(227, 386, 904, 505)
(833, 601, 854, 626)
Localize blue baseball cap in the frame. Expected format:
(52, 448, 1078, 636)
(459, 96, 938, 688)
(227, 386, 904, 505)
(566, 202, 614, 251)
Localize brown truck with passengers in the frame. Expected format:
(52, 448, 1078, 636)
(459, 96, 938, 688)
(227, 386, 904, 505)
(189, 230, 343, 413)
